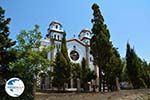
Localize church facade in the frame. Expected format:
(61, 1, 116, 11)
(41, 20, 96, 70)
(39, 20, 99, 90)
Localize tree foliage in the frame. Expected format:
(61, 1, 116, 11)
(126, 43, 147, 89)
(72, 63, 81, 79)
(8, 25, 52, 99)
(81, 58, 95, 91)
(0, 6, 16, 99)
(90, 3, 122, 91)
(10, 25, 51, 75)
(53, 51, 66, 90)
(0, 6, 16, 76)
(81, 58, 89, 82)
(105, 48, 123, 91)
(53, 32, 71, 90)
(61, 32, 71, 82)
(141, 60, 150, 88)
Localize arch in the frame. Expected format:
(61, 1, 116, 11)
(54, 34, 56, 39)
(57, 35, 60, 40)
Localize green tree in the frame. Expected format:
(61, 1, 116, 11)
(72, 63, 82, 79)
(61, 32, 71, 83)
(71, 63, 82, 89)
(53, 32, 71, 91)
(145, 63, 150, 87)
(140, 60, 150, 88)
(91, 4, 120, 90)
(0, 6, 16, 99)
(126, 43, 146, 89)
(81, 58, 91, 91)
(105, 48, 123, 91)
(0, 6, 16, 77)
(9, 25, 52, 99)
(120, 58, 129, 82)
(53, 51, 66, 91)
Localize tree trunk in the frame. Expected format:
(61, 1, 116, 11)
(33, 79, 37, 99)
(116, 77, 120, 91)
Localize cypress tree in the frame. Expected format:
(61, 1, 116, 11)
(0, 6, 16, 99)
(0, 6, 16, 73)
(53, 32, 71, 90)
(106, 47, 123, 91)
(141, 60, 150, 88)
(61, 32, 71, 84)
(91, 3, 123, 91)
(90, 3, 113, 91)
(81, 58, 89, 91)
(61, 32, 70, 63)
(72, 63, 81, 79)
(126, 43, 146, 88)
(53, 51, 66, 90)
(81, 58, 88, 82)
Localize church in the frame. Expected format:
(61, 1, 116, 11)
(41, 20, 96, 70)
(39, 20, 99, 90)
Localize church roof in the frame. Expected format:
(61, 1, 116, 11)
(80, 37, 91, 41)
(49, 29, 64, 33)
(79, 28, 91, 35)
(49, 20, 62, 27)
(67, 39, 90, 47)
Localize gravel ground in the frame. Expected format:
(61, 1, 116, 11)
(35, 89, 150, 100)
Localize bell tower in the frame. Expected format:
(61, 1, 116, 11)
(78, 28, 91, 45)
(78, 28, 92, 68)
(46, 20, 64, 60)
(46, 20, 64, 41)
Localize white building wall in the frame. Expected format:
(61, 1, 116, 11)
(67, 40, 86, 64)
(41, 38, 95, 71)
(50, 24, 63, 32)
(51, 32, 63, 40)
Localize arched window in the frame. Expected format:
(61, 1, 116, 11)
(86, 41, 88, 45)
(90, 57, 92, 62)
(59, 44, 61, 48)
(57, 35, 60, 40)
(54, 34, 56, 39)
(56, 25, 58, 29)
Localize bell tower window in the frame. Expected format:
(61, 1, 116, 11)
(57, 35, 60, 40)
(56, 25, 58, 29)
(54, 34, 56, 39)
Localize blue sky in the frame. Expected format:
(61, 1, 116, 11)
(1, 0, 150, 62)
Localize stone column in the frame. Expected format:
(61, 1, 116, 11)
(94, 65, 99, 92)
(88, 82, 92, 92)
(64, 83, 68, 90)
(77, 78, 81, 92)
(116, 77, 120, 91)
(70, 79, 74, 88)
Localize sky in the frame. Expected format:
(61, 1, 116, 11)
(1, 0, 150, 62)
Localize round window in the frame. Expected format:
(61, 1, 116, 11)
(70, 50, 79, 61)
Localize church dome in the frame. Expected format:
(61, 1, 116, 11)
(48, 20, 63, 32)
(78, 28, 91, 45)
(78, 28, 91, 40)
(49, 20, 62, 27)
